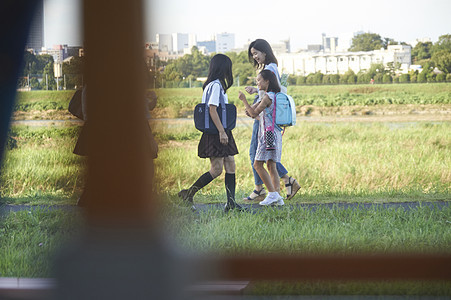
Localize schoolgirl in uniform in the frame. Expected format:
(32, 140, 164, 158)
(239, 69, 284, 206)
(243, 39, 301, 202)
(178, 54, 242, 212)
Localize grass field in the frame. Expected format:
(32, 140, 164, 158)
(1, 121, 449, 204)
(12, 83, 451, 119)
(1, 85, 450, 294)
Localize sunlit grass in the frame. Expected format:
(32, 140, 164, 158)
(154, 122, 451, 203)
(1, 121, 450, 205)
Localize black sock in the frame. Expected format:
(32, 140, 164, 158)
(188, 172, 214, 197)
(225, 173, 236, 205)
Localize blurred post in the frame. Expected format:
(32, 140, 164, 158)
(55, 1, 189, 299)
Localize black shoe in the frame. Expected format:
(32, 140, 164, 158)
(178, 189, 193, 203)
(224, 202, 244, 213)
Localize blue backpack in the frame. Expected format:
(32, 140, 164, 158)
(273, 92, 296, 127)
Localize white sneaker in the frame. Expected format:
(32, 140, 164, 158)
(259, 193, 284, 206)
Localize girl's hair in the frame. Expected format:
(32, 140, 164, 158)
(259, 69, 280, 93)
(203, 54, 233, 92)
(248, 39, 278, 68)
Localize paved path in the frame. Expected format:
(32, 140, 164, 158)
(1, 201, 449, 217)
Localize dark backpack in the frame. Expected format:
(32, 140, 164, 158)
(68, 89, 84, 120)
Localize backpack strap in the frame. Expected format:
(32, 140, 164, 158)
(204, 82, 227, 131)
(271, 92, 277, 131)
(272, 92, 287, 136)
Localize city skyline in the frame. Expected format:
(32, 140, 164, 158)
(44, 0, 451, 51)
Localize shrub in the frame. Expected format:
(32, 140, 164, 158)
(399, 74, 410, 83)
(436, 73, 446, 82)
(418, 71, 427, 83)
(383, 74, 393, 83)
(296, 76, 306, 85)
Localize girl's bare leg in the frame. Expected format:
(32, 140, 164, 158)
(267, 160, 280, 193)
(254, 160, 275, 192)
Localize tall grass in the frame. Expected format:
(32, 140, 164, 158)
(1, 121, 449, 204)
(0, 209, 82, 277)
(287, 83, 451, 106)
(0, 125, 84, 204)
(13, 83, 451, 119)
(1, 205, 450, 279)
(14, 90, 74, 112)
(154, 122, 451, 202)
(165, 205, 451, 255)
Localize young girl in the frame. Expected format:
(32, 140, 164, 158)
(243, 39, 301, 202)
(178, 54, 242, 212)
(239, 70, 284, 206)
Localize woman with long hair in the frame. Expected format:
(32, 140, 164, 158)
(243, 39, 301, 202)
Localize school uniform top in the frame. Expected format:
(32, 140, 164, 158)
(265, 63, 281, 82)
(202, 79, 229, 106)
(197, 79, 238, 158)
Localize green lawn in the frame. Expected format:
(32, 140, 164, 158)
(1, 86, 450, 295)
(1, 121, 449, 205)
(13, 83, 451, 119)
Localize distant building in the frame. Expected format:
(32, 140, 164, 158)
(66, 46, 83, 58)
(25, 0, 44, 54)
(216, 33, 235, 53)
(172, 33, 197, 53)
(40, 45, 70, 63)
(416, 37, 432, 44)
(278, 45, 412, 75)
(272, 39, 291, 54)
(197, 40, 216, 54)
(322, 34, 338, 53)
(145, 42, 159, 50)
(156, 34, 173, 52)
(307, 44, 322, 52)
(172, 33, 188, 53)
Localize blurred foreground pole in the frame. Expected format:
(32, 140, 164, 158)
(83, 0, 152, 225)
(55, 1, 189, 299)
(0, 1, 38, 167)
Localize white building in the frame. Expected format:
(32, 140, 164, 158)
(278, 45, 412, 75)
(156, 34, 173, 52)
(172, 33, 188, 53)
(272, 39, 291, 55)
(216, 33, 235, 53)
(172, 33, 197, 53)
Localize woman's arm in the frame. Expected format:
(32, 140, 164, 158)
(245, 86, 258, 94)
(239, 91, 270, 118)
(209, 105, 228, 145)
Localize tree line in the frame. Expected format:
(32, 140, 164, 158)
(19, 33, 451, 90)
(19, 51, 83, 90)
(155, 33, 451, 88)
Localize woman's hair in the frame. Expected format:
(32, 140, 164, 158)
(248, 39, 278, 68)
(203, 54, 233, 92)
(259, 69, 280, 93)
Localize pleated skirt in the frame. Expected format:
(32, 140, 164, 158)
(198, 130, 238, 158)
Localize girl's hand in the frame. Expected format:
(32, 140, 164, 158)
(238, 91, 247, 102)
(219, 131, 228, 145)
(245, 86, 258, 94)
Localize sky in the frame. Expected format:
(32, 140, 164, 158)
(44, 0, 451, 51)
